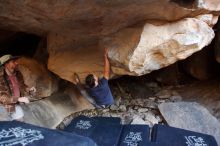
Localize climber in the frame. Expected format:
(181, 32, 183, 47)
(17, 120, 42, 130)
(85, 48, 114, 108)
(73, 48, 114, 108)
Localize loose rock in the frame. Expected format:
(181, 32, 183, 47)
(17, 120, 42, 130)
(159, 102, 220, 146)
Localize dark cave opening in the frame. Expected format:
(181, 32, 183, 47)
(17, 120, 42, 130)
(0, 29, 41, 57)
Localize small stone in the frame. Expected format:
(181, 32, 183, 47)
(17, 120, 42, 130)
(110, 104, 119, 111)
(136, 99, 144, 105)
(134, 106, 139, 110)
(102, 113, 111, 117)
(157, 99, 166, 103)
(138, 108, 149, 113)
(155, 115, 163, 123)
(131, 115, 148, 125)
(144, 101, 158, 109)
(123, 99, 130, 105)
(110, 113, 120, 118)
(127, 107, 135, 113)
(158, 95, 170, 99)
(156, 89, 172, 98)
(144, 112, 159, 125)
(130, 100, 137, 105)
(115, 96, 121, 106)
(58, 123, 65, 130)
(170, 95, 182, 102)
(146, 82, 159, 88)
(139, 113, 145, 119)
(123, 115, 133, 124)
(119, 105, 127, 112)
(102, 108, 110, 113)
(149, 97, 156, 101)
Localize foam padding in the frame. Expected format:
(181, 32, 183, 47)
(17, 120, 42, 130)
(0, 121, 96, 146)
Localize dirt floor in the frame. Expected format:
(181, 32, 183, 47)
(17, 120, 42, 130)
(58, 76, 220, 129)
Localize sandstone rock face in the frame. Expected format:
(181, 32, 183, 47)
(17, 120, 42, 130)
(0, 1, 219, 82)
(48, 16, 215, 82)
(47, 33, 104, 82)
(0, 0, 219, 37)
(197, 0, 220, 11)
(18, 57, 58, 98)
(159, 102, 220, 145)
(108, 17, 215, 76)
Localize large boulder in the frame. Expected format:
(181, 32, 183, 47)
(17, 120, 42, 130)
(18, 57, 58, 98)
(47, 34, 104, 82)
(107, 16, 215, 76)
(158, 102, 220, 146)
(22, 84, 93, 128)
(48, 16, 215, 82)
(0, 1, 219, 82)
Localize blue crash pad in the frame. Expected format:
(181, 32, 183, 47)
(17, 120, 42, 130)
(63, 115, 123, 146)
(118, 124, 150, 146)
(90, 122, 123, 146)
(0, 121, 96, 146)
(151, 124, 218, 146)
(63, 115, 98, 137)
(92, 116, 121, 125)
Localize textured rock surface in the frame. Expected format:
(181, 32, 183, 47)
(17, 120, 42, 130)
(47, 33, 104, 82)
(18, 57, 58, 98)
(159, 102, 220, 145)
(22, 84, 93, 128)
(107, 17, 215, 76)
(181, 46, 218, 80)
(197, 0, 220, 11)
(0, 1, 219, 82)
(176, 79, 220, 121)
(48, 16, 215, 82)
(0, 0, 219, 37)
